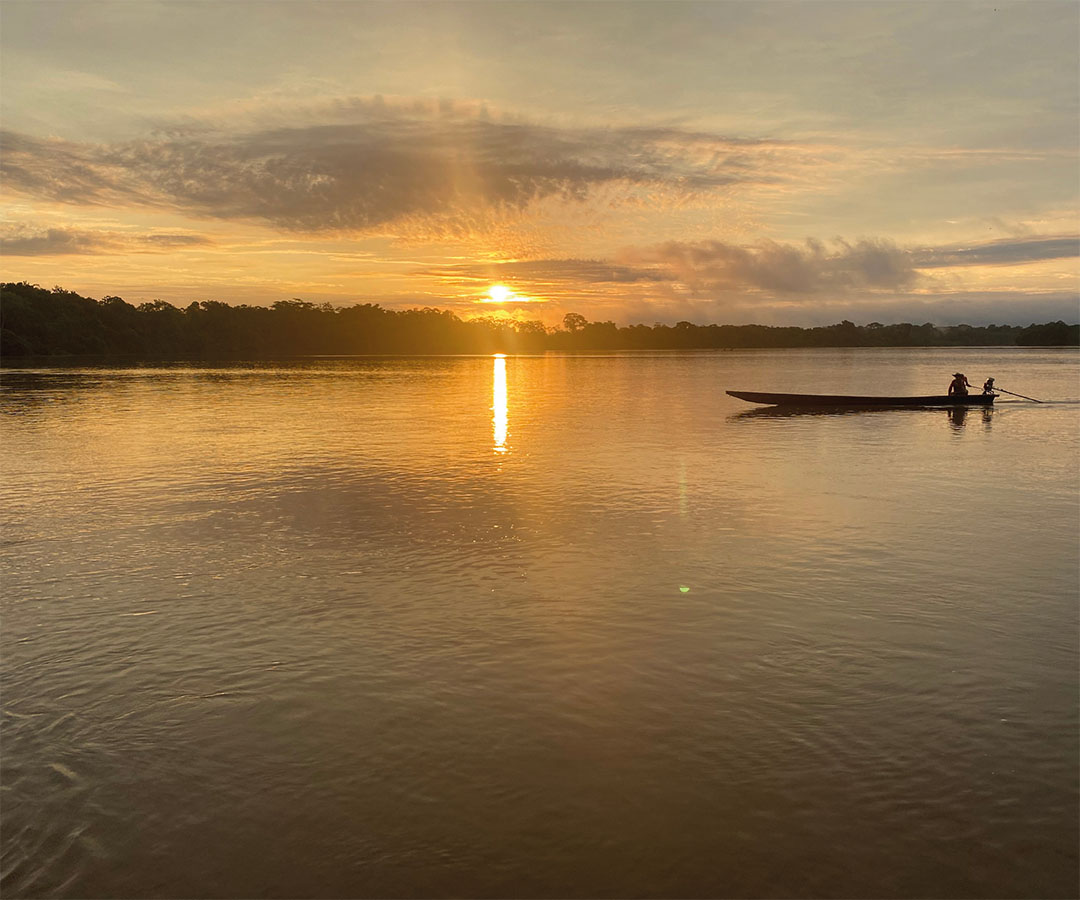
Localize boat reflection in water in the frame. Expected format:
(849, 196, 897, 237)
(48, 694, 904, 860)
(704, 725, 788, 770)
(947, 404, 995, 429)
(948, 405, 968, 428)
(731, 404, 995, 425)
(492, 354, 508, 454)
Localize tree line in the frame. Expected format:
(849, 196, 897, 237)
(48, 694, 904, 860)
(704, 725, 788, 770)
(2, 282, 1076, 358)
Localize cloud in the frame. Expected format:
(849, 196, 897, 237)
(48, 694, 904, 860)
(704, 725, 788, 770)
(419, 258, 673, 286)
(622, 237, 918, 294)
(910, 235, 1079, 268)
(574, 288, 1080, 329)
(421, 232, 1078, 309)
(0, 227, 212, 256)
(0, 99, 806, 235)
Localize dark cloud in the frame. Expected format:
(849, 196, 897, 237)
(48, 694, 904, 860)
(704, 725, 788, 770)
(0, 227, 212, 255)
(0, 103, 793, 233)
(624, 237, 918, 294)
(910, 236, 1079, 268)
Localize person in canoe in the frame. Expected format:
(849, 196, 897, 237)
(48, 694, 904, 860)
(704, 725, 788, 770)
(948, 372, 971, 396)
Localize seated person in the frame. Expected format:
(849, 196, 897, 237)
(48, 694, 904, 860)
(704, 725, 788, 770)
(948, 373, 970, 395)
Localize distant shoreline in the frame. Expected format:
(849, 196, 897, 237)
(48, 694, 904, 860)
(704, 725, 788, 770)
(3, 282, 1077, 357)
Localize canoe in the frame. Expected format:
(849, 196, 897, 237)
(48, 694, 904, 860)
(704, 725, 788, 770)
(726, 390, 996, 407)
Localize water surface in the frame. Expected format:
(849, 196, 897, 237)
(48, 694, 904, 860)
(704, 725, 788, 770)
(2, 348, 1078, 898)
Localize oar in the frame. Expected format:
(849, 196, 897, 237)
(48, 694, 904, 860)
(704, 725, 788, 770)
(995, 387, 1043, 403)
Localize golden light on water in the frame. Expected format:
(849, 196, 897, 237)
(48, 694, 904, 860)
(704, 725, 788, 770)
(492, 354, 508, 454)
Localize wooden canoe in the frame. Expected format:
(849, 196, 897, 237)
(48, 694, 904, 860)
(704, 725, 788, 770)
(726, 390, 996, 407)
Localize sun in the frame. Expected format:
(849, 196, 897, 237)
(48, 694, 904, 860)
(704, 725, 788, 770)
(478, 284, 546, 305)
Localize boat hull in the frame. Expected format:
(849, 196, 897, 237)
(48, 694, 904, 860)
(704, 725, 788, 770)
(726, 390, 996, 407)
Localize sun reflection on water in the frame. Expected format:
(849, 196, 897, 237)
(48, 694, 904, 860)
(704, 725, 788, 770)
(492, 354, 508, 454)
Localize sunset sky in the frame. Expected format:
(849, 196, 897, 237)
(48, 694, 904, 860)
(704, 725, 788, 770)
(2, 0, 1077, 326)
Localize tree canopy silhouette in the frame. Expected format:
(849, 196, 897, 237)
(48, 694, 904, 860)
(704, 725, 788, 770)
(2, 282, 1076, 358)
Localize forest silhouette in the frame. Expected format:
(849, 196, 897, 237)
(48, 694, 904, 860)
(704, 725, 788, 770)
(2, 282, 1077, 358)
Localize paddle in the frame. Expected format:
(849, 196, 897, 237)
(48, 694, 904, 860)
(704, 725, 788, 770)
(995, 387, 1043, 403)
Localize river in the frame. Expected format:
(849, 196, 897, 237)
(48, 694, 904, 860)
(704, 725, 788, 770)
(2, 347, 1077, 898)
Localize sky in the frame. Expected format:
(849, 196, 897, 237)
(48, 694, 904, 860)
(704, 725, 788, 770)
(1, 0, 1078, 326)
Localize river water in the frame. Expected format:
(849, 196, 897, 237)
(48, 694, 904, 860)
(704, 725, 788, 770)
(2, 348, 1077, 898)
